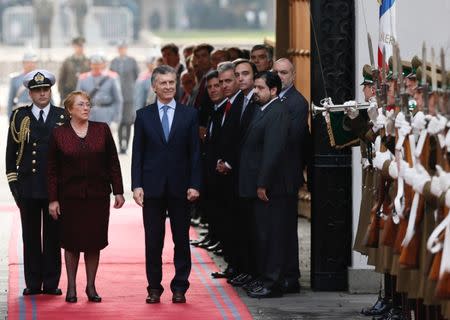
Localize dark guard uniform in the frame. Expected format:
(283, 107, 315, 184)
(5, 70, 67, 294)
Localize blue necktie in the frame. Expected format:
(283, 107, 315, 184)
(161, 105, 170, 141)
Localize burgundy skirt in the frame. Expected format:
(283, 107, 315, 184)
(59, 198, 110, 252)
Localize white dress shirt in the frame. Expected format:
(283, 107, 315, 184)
(31, 103, 50, 122)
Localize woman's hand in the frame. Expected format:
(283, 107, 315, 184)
(114, 194, 125, 209)
(49, 201, 61, 220)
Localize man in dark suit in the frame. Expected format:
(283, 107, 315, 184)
(228, 58, 258, 287)
(6, 69, 67, 296)
(250, 44, 274, 73)
(161, 43, 185, 100)
(131, 65, 201, 304)
(239, 71, 291, 298)
(208, 61, 243, 278)
(273, 58, 310, 293)
(194, 70, 227, 252)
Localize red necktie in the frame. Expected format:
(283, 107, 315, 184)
(224, 100, 232, 117)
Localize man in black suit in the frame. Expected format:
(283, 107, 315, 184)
(228, 58, 258, 287)
(6, 69, 66, 296)
(161, 43, 185, 100)
(131, 65, 201, 304)
(210, 61, 243, 277)
(239, 71, 291, 298)
(273, 58, 310, 293)
(195, 70, 227, 252)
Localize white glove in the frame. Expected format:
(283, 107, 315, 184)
(343, 100, 356, 107)
(412, 111, 426, 135)
(412, 165, 431, 194)
(373, 151, 391, 171)
(404, 166, 417, 186)
(430, 176, 443, 197)
(445, 189, 450, 208)
(445, 129, 450, 151)
(385, 110, 396, 136)
(388, 161, 398, 179)
(398, 160, 410, 178)
(345, 106, 359, 119)
(367, 102, 378, 123)
(373, 109, 387, 133)
(427, 116, 442, 135)
(438, 170, 450, 192)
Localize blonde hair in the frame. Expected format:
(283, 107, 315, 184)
(63, 91, 90, 112)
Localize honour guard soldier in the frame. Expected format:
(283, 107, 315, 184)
(58, 36, 90, 102)
(76, 53, 123, 125)
(7, 52, 38, 116)
(6, 69, 67, 296)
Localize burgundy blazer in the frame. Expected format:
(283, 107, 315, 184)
(47, 121, 124, 202)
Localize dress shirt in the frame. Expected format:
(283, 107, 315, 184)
(241, 89, 254, 116)
(260, 97, 279, 112)
(32, 103, 50, 122)
(157, 98, 176, 130)
(279, 84, 293, 99)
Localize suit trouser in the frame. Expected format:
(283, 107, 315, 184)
(284, 195, 301, 284)
(143, 196, 191, 294)
(236, 197, 257, 275)
(253, 196, 289, 289)
(19, 198, 61, 290)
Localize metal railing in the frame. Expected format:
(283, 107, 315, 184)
(2, 6, 34, 45)
(88, 6, 133, 44)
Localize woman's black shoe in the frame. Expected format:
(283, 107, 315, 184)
(85, 288, 102, 302)
(65, 295, 77, 303)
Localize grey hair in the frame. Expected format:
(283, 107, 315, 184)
(217, 61, 234, 74)
(151, 65, 177, 86)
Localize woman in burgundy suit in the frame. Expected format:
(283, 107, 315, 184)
(47, 91, 125, 303)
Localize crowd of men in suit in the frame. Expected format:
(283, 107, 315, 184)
(6, 38, 310, 299)
(178, 43, 311, 298)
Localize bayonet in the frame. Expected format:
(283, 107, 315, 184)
(431, 47, 437, 93)
(422, 42, 429, 113)
(368, 33, 375, 68)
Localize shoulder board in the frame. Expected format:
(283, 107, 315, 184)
(78, 72, 90, 80)
(107, 70, 119, 78)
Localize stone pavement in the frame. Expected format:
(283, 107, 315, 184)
(0, 98, 376, 319)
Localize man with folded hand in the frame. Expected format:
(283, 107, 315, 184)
(6, 69, 67, 296)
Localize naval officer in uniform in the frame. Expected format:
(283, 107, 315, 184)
(6, 69, 67, 296)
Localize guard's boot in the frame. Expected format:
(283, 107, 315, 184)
(362, 292, 391, 316)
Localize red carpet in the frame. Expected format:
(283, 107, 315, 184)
(7, 204, 253, 319)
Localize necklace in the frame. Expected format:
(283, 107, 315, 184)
(71, 121, 88, 138)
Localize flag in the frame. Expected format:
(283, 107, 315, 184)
(378, 0, 397, 68)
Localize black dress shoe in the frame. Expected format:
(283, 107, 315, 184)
(23, 288, 42, 295)
(197, 239, 214, 249)
(206, 241, 221, 251)
(243, 279, 262, 291)
(172, 291, 186, 303)
(231, 274, 253, 287)
(65, 295, 77, 303)
(372, 307, 406, 320)
(362, 294, 391, 316)
(282, 281, 301, 294)
(43, 288, 63, 295)
(146, 289, 163, 304)
(85, 288, 102, 303)
(247, 286, 282, 298)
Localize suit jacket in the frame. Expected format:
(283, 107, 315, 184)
(239, 96, 257, 141)
(280, 85, 310, 189)
(239, 98, 291, 198)
(216, 92, 244, 169)
(131, 102, 201, 198)
(6, 105, 67, 199)
(47, 121, 124, 202)
(204, 100, 226, 191)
